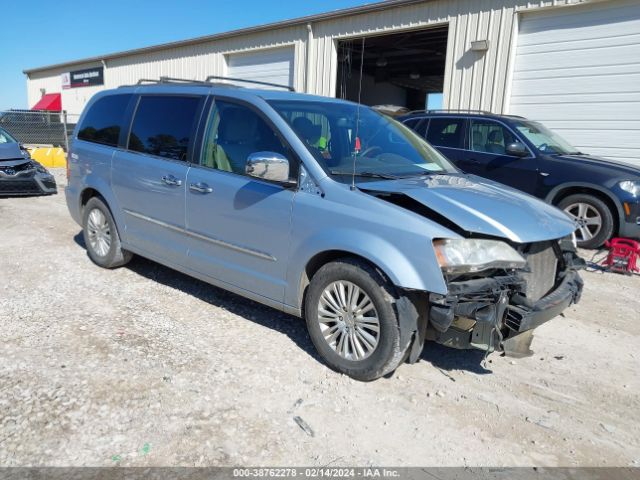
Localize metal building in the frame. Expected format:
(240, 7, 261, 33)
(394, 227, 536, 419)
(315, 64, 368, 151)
(24, 0, 640, 164)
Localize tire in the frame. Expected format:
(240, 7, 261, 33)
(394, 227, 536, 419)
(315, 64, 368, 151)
(558, 194, 614, 249)
(304, 258, 409, 381)
(82, 196, 132, 269)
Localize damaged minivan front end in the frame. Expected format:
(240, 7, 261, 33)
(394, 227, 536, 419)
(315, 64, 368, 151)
(359, 175, 585, 361)
(428, 236, 584, 358)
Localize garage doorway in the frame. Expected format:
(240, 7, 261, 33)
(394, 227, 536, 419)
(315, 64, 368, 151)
(335, 25, 448, 113)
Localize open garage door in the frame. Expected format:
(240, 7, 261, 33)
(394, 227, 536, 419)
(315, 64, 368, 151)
(336, 25, 448, 114)
(226, 47, 294, 89)
(509, 0, 640, 165)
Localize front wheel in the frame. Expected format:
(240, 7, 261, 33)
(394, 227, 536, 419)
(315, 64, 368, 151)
(304, 258, 408, 381)
(558, 194, 614, 249)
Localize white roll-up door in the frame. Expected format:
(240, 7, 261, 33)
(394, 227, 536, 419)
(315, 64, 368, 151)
(226, 47, 294, 89)
(509, 0, 640, 165)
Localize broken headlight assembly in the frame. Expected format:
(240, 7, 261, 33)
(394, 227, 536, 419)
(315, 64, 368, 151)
(29, 161, 49, 174)
(433, 238, 526, 274)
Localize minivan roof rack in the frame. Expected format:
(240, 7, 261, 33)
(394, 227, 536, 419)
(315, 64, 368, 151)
(128, 75, 295, 92)
(205, 75, 295, 92)
(134, 76, 227, 86)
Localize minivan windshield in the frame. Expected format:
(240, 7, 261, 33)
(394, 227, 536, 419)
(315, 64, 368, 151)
(269, 100, 457, 181)
(513, 120, 581, 155)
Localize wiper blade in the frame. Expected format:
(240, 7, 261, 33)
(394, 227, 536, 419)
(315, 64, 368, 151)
(329, 170, 400, 179)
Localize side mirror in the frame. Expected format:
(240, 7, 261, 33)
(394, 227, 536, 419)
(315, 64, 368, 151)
(506, 142, 529, 157)
(245, 152, 290, 183)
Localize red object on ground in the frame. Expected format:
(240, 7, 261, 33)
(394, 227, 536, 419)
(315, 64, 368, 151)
(32, 93, 62, 111)
(603, 238, 640, 274)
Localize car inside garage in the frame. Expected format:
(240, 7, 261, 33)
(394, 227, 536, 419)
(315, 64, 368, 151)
(335, 25, 449, 112)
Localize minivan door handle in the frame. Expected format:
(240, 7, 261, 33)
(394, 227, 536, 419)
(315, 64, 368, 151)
(161, 175, 183, 187)
(189, 182, 213, 194)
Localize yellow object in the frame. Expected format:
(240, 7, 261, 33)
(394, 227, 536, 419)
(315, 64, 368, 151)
(28, 147, 67, 168)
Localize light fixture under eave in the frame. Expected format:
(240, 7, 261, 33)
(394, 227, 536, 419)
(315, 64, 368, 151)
(376, 56, 388, 67)
(410, 72, 421, 80)
(470, 40, 490, 52)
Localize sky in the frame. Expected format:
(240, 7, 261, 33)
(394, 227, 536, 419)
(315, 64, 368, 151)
(0, 0, 374, 111)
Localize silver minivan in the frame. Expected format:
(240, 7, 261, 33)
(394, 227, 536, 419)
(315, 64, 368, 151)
(66, 78, 584, 381)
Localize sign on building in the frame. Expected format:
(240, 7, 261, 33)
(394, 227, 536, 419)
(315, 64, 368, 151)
(62, 67, 104, 89)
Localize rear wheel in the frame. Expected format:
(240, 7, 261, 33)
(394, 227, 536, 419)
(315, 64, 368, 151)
(82, 197, 132, 268)
(304, 258, 409, 381)
(558, 193, 614, 249)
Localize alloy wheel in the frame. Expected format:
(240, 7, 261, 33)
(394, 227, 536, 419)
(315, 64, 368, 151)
(86, 208, 112, 257)
(317, 280, 380, 361)
(564, 202, 603, 243)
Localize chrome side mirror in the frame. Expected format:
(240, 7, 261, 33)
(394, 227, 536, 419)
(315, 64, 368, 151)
(506, 142, 529, 157)
(245, 152, 290, 183)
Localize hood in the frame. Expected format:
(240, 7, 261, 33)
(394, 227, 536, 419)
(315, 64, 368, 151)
(361, 174, 576, 244)
(0, 143, 25, 161)
(552, 153, 640, 178)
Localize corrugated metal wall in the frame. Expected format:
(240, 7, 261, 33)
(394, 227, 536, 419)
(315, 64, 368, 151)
(26, 0, 591, 115)
(308, 0, 591, 111)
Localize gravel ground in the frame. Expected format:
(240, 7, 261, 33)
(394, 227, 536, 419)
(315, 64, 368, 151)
(1, 169, 639, 467)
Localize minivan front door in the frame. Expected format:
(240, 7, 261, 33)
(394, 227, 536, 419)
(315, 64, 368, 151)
(112, 94, 204, 265)
(185, 99, 296, 303)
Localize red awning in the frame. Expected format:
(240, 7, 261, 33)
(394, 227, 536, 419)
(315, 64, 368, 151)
(32, 93, 62, 111)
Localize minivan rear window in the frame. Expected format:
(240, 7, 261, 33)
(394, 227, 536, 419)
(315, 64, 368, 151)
(78, 94, 132, 147)
(128, 95, 201, 162)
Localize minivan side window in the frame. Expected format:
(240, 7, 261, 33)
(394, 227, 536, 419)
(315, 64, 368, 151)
(128, 95, 201, 162)
(200, 100, 296, 178)
(469, 120, 518, 155)
(426, 118, 464, 149)
(77, 94, 132, 147)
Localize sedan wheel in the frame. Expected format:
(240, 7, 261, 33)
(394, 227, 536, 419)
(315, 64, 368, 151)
(563, 202, 603, 243)
(317, 280, 380, 361)
(86, 208, 112, 257)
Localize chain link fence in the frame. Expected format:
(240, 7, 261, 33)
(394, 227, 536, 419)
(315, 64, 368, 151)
(0, 110, 79, 151)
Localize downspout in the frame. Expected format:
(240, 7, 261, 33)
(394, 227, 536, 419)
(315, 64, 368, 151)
(304, 23, 314, 94)
(101, 59, 107, 86)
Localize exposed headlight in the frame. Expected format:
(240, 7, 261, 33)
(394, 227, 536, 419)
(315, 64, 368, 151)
(433, 238, 527, 274)
(21, 149, 31, 159)
(619, 180, 640, 196)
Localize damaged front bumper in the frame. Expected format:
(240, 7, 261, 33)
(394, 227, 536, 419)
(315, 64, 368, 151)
(0, 161, 57, 196)
(425, 246, 584, 358)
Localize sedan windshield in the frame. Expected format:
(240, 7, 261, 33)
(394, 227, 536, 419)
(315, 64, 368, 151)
(0, 128, 18, 144)
(514, 120, 580, 155)
(268, 100, 457, 181)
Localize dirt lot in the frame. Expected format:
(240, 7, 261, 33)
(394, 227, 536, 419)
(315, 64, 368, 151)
(1, 169, 639, 467)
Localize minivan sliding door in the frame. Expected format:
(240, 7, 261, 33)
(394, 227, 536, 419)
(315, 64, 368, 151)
(112, 94, 205, 266)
